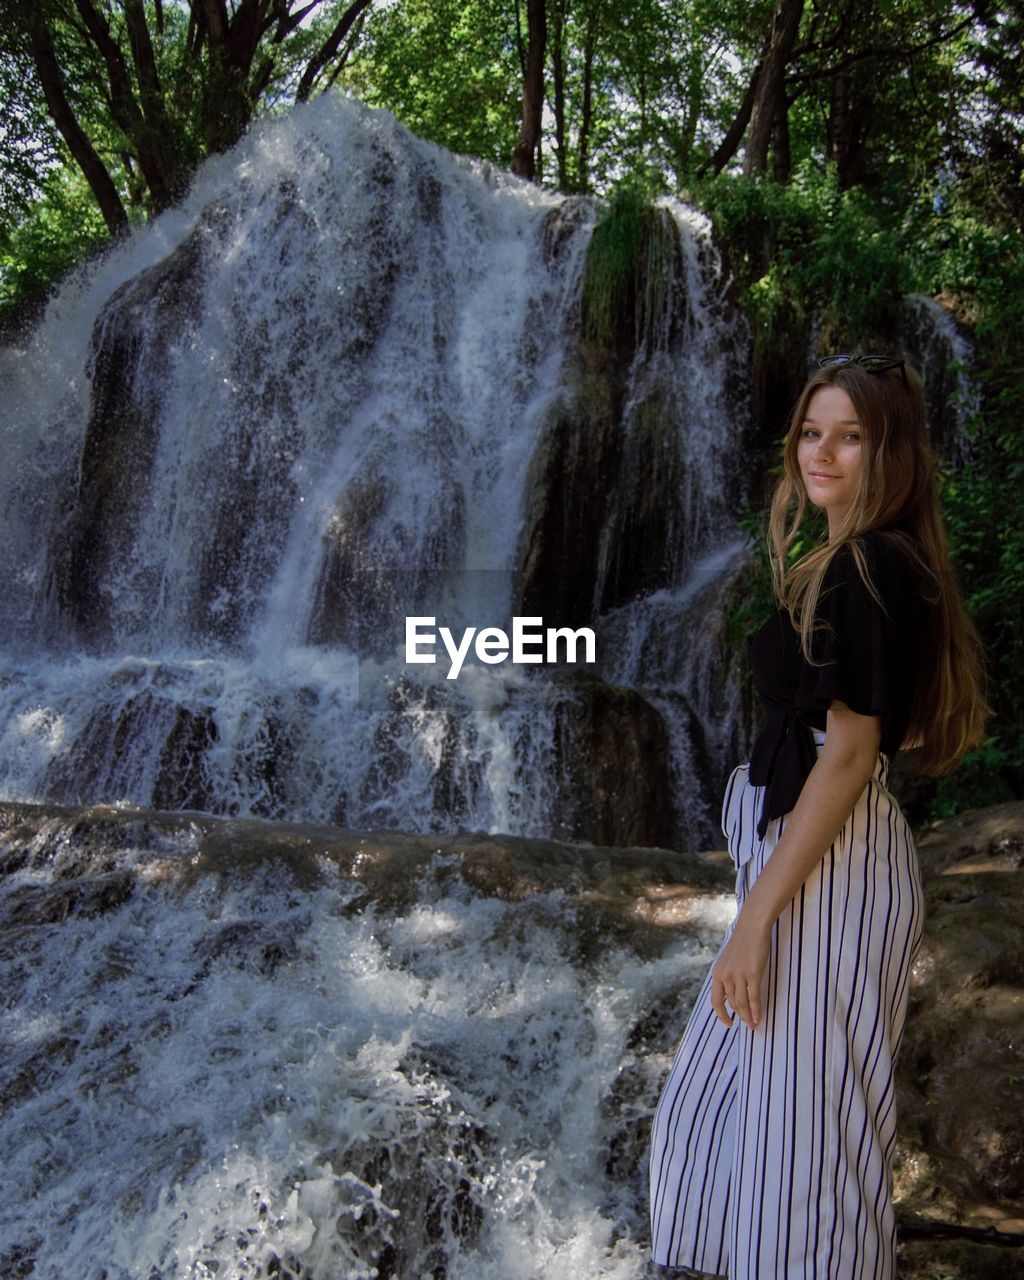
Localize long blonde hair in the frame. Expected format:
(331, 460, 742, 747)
(767, 358, 988, 774)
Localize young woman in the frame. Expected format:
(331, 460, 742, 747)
(648, 354, 988, 1279)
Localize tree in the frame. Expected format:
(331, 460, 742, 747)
(0, 0, 378, 230)
(4, 0, 1020, 295)
(941, 2, 1024, 233)
(0, 12, 62, 230)
(511, 0, 546, 178)
(742, 0, 804, 176)
(340, 0, 523, 170)
(21, 5, 130, 234)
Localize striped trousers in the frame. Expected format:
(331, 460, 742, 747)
(649, 732, 925, 1278)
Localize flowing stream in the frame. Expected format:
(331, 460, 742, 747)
(0, 803, 736, 1279)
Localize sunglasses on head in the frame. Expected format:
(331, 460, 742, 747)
(818, 353, 909, 390)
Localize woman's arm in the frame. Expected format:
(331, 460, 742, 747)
(709, 698, 881, 1032)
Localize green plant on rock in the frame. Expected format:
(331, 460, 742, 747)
(580, 179, 672, 352)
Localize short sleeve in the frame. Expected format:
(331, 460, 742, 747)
(794, 537, 897, 719)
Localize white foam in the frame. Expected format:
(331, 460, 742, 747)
(1, 833, 733, 1278)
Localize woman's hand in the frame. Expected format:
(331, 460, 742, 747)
(710, 909, 772, 1032)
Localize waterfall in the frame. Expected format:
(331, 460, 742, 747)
(0, 92, 754, 850)
(901, 293, 980, 463)
(0, 802, 737, 1279)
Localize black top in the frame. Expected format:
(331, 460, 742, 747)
(746, 529, 933, 838)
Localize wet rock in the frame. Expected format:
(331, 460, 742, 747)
(4, 869, 135, 924)
(307, 470, 394, 654)
(47, 209, 219, 645)
(350, 676, 485, 835)
(893, 801, 1024, 1243)
(515, 368, 623, 631)
(540, 195, 592, 270)
(898, 1236, 1023, 1280)
(0, 1236, 40, 1280)
(0, 1035, 80, 1110)
(902, 293, 978, 465)
(306, 455, 467, 658)
(193, 919, 299, 977)
(551, 672, 676, 849)
(152, 704, 219, 811)
(517, 205, 697, 629)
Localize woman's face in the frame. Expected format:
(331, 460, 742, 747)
(797, 385, 864, 535)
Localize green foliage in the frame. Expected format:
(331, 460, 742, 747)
(724, 497, 829, 649)
(0, 160, 112, 329)
(722, 509, 775, 650)
(340, 0, 777, 193)
(581, 0, 754, 191)
(696, 161, 909, 354)
(579, 179, 668, 349)
(0, 25, 61, 228)
(930, 737, 1019, 819)
(686, 149, 1024, 814)
(341, 0, 521, 168)
(901, 181, 1024, 812)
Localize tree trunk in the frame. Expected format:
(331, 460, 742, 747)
(550, 0, 568, 190)
(201, 53, 252, 153)
(827, 66, 869, 188)
(511, 0, 547, 180)
(123, 0, 185, 202)
(26, 18, 128, 236)
(675, 58, 704, 177)
(743, 0, 804, 177)
(198, 0, 251, 153)
(701, 56, 762, 177)
(72, 0, 178, 209)
(296, 0, 374, 102)
(577, 6, 596, 193)
(771, 97, 791, 183)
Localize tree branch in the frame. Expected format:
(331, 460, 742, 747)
(511, 0, 546, 179)
(268, 0, 322, 44)
(743, 0, 805, 178)
(513, 0, 527, 82)
(323, 12, 366, 90)
(295, 0, 373, 102)
(789, 15, 976, 84)
(224, 0, 267, 71)
(25, 14, 128, 235)
(197, 0, 230, 49)
(698, 56, 762, 177)
(122, 0, 163, 106)
(72, 0, 143, 138)
(74, 0, 181, 207)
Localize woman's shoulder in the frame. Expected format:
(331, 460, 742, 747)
(825, 527, 933, 626)
(830, 527, 922, 584)
(856, 525, 919, 558)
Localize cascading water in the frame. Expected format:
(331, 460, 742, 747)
(0, 92, 755, 850)
(0, 100, 757, 1273)
(901, 292, 980, 464)
(0, 801, 738, 1279)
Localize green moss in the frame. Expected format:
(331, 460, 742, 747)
(580, 181, 672, 352)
